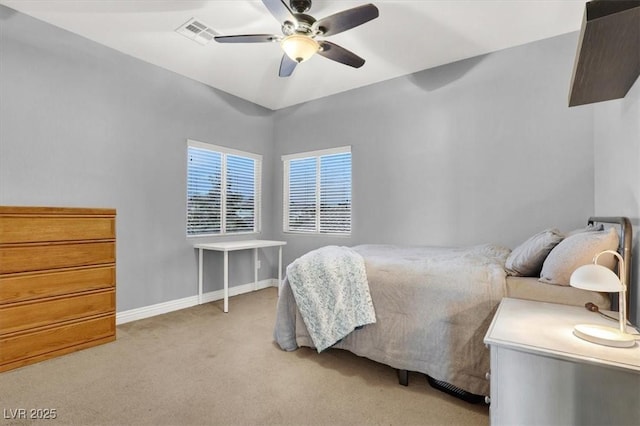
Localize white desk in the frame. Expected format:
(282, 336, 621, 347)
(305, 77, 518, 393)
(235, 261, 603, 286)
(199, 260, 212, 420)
(194, 240, 286, 313)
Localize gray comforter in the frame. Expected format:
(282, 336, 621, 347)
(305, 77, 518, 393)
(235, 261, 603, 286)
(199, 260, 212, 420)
(274, 243, 510, 396)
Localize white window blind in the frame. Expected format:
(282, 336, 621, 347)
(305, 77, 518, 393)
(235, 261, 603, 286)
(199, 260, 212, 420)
(283, 146, 351, 235)
(187, 146, 222, 235)
(187, 140, 261, 236)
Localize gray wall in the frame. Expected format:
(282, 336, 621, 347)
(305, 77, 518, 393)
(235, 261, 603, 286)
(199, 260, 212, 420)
(0, 6, 277, 311)
(273, 32, 595, 267)
(593, 79, 640, 326)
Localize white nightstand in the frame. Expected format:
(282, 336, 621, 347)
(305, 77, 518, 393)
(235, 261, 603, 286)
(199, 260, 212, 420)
(484, 298, 640, 426)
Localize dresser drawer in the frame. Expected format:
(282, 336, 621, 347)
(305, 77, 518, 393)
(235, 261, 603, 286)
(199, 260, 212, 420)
(0, 242, 115, 274)
(0, 290, 115, 335)
(0, 314, 115, 367)
(0, 216, 115, 244)
(0, 266, 115, 304)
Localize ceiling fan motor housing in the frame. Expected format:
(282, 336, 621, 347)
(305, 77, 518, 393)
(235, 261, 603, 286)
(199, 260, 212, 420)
(283, 13, 317, 36)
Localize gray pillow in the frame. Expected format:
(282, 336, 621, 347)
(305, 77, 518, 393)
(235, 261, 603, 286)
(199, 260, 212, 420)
(565, 223, 604, 237)
(505, 229, 563, 277)
(539, 227, 619, 286)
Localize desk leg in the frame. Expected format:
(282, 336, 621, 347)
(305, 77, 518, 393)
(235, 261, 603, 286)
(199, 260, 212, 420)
(278, 246, 283, 296)
(223, 250, 229, 313)
(198, 248, 203, 305)
(254, 248, 259, 291)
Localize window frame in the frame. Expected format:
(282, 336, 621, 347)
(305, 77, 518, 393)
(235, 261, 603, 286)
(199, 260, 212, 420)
(282, 146, 352, 236)
(187, 139, 262, 237)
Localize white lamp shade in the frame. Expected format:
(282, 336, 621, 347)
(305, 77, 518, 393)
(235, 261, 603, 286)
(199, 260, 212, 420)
(281, 35, 319, 63)
(569, 264, 624, 292)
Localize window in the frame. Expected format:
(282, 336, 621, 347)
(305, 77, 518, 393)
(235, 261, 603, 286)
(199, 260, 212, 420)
(187, 140, 261, 236)
(282, 146, 351, 235)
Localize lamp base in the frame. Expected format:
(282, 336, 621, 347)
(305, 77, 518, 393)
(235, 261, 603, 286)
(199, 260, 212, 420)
(573, 324, 636, 348)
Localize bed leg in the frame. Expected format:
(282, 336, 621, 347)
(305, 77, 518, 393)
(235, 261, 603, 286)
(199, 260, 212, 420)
(397, 369, 409, 386)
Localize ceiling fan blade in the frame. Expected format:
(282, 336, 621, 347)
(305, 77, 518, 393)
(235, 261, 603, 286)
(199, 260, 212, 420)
(279, 54, 298, 77)
(317, 41, 365, 68)
(314, 4, 379, 36)
(262, 0, 298, 25)
(214, 34, 280, 43)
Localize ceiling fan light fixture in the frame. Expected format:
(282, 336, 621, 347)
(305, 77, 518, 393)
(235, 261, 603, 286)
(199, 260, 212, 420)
(281, 34, 319, 63)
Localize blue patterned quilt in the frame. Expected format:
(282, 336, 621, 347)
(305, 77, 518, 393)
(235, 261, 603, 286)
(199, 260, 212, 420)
(285, 245, 376, 352)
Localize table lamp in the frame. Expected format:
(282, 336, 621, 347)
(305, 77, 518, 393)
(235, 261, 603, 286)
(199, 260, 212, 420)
(569, 249, 635, 347)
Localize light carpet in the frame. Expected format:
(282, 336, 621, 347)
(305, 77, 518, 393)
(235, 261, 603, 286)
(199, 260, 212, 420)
(0, 288, 489, 425)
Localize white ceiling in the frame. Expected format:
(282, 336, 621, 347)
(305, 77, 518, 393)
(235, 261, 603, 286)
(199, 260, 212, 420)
(0, 0, 586, 110)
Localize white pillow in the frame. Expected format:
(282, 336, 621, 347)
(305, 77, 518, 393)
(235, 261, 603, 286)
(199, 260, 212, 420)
(539, 227, 619, 286)
(505, 229, 563, 277)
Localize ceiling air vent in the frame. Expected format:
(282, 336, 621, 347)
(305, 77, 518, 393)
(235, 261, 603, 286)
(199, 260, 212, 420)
(176, 18, 217, 45)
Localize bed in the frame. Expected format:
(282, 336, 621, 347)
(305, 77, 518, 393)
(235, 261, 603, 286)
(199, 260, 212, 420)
(273, 217, 633, 399)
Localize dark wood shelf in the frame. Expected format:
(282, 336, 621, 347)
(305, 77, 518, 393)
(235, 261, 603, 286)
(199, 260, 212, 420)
(568, 0, 640, 107)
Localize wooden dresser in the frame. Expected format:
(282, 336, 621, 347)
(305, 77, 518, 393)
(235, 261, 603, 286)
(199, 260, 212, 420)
(0, 206, 116, 372)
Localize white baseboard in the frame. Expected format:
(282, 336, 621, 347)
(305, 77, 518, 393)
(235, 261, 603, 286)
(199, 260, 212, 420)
(116, 279, 278, 325)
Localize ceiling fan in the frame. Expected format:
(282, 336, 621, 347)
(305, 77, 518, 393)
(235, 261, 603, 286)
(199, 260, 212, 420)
(214, 0, 379, 77)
